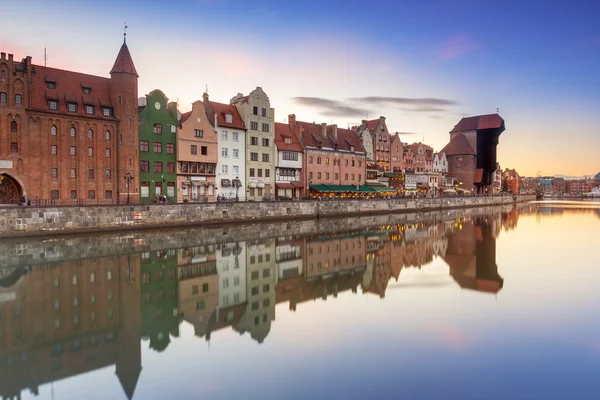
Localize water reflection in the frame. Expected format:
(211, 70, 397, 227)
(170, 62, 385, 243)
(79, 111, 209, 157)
(0, 203, 597, 400)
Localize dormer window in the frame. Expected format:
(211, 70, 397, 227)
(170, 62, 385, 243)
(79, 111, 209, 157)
(46, 80, 56, 89)
(350, 145, 355, 152)
(82, 86, 91, 94)
(102, 107, 112, 117)
(67, 103, 77, 112)
(225, 114, 233, 123)
(284, 137, 291, 144)
(48, 100, 58, 110)
(85, 105, 94, 115)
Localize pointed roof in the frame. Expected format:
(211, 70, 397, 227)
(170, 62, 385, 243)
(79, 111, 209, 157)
(440, 134, 476, 156)
(110, 43, 139, 77)
(116, 367, 142, 400)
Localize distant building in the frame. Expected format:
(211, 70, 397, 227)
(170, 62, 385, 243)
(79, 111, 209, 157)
(357, 117, 391, 172)
(503, 168, 520, 194)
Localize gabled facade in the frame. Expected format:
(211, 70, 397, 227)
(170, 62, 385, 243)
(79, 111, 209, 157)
(390, 134, 404, 173)
(204, 93, 246, 201)
(138, 90, 178, 203)
(0, 40, 139, 204)
(358, 117, 391, 172)
(231, 87, 274, 201)
(408, 142, 433, 172)
(177, 100, 218, 202)
(274, 122, 303, 198)
(433, 152, 448, 174)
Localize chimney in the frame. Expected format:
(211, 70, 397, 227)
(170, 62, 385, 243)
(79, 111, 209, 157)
(167, 102, 178, 119)
(202, 92, 209, 102)
(379, 116, 385, 123)
(0, 53, 5, 60)
(332, 124, 338, 139)
(321, 122, 327, 137)
(288, 114, 296, 126)
(8, 54, 14, 62)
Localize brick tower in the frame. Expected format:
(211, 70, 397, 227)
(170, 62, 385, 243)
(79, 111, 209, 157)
(110, 32, 139, 204)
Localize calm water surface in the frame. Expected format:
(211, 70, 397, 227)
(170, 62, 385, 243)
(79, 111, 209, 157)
(1, 202, 599, 400)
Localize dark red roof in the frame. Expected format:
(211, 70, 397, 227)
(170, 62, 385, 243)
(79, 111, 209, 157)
(28, 65, 114, 119)
(366, 119, 379, 131)
(294, 120, 365, 154)
(110, 43, 139, 77)
(274, 122, 304, 152)
(450, 114, 504, 133)
(205, 100, 246, 130)
(440, 134, 476, 156)
(179, 111, 192, 123)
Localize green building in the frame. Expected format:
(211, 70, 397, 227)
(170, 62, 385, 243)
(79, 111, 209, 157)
(140, 248, 181, 352)
(138, 90, 178, 203)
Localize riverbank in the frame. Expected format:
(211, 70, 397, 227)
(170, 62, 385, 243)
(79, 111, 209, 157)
(0, 195, 535, 238)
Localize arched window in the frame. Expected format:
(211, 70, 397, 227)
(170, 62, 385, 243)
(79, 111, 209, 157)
(10, 121, 17, 132)
(105, 130, 110, 140)
(70, 127, 76, 137)
(87, 129, 93, 139)
(15, 94, 22, 105)
(50, 125, 57, 136)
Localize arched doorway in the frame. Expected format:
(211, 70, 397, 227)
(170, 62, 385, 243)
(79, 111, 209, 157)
(0, 173, 23, 204)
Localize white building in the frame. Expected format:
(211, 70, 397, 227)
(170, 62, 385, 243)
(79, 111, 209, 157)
(204, 93, 247, 201)
(274, 122, 304, 199)
(216, 241, 247, 309)
(433, 152, 448, 174)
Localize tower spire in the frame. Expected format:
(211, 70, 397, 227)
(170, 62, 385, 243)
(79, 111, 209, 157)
(124, 23, 129, 44)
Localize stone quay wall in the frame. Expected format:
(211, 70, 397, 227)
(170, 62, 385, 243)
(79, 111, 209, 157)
(0, 195, 534, 238)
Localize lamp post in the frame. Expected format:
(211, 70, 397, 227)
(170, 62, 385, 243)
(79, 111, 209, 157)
(307, 179, 312, 198)
(124, 172, 133, 204)
(235, 176, 240, 202)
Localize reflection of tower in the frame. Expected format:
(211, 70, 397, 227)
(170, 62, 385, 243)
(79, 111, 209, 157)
(116, 254, 142, 400)
(443, 217, 504, 294)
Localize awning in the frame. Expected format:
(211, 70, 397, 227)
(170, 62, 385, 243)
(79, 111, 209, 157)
(368, 185, 397, 193)
(257, 183, 265, 188)
(221, 179, 232, 187)
(309, 184, 330, 192)
(359, 185, 376, 193)
(248, 182, 257, 188)
(276, 182, 294, 189)
(474, 168, 484, 184)
(291, 181, 303, 188)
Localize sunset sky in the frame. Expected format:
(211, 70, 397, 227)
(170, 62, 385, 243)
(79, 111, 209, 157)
(1, 0, 598, 177)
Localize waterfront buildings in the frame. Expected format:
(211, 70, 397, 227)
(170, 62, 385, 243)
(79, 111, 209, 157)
(503, 168, 520, 194)
(274, 122, 304, 199)
(0, 40, 139, 204)
(138, 90, 178, 202)
(177, 100, 218, 202)
(231, 88, 275, 201)
(204, 93, 246, 201)
(390, 134, 405, 173)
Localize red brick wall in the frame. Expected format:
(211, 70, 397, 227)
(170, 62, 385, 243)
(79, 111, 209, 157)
(447, 154, 476, 191)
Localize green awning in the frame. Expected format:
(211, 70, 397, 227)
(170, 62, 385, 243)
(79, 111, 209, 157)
(309, 184, 330, 192)
(323, 185, 346, 192)
(359, 185, 376, 192)
(368, 185, 398, 193)
(339, 185, 359, 192)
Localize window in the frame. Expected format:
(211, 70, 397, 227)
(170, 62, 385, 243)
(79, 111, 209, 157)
(70, 168, 76, 178)
(258, 169, 262, 177)
(0, 92, 7, 103)
(325, 158, 330, 165)
(253, 106, 258, 115)
(70, 146, 76, 156)
(201, 146, 207, 155)
(325, 172, 329, 180)
(153, 142, 162, 153)
(317, 157, 321, 165)
(251, 121, 258, 130)
(102, 107, 111, 117)
(48, 100, 58, 110)
(140, 141, 149, 152)
(70, 190, 77, 200)
(51, 145, 57, 155)
(194, 129, 203, 137)
(345, 173, 348, 180)
(309, 172, 313, 180)
(105, 170, 111, 179)
(345, 160, 349, 167)
(225, 114, 233, 123)
(352, 160, 355, 167)
(88, 169, 95, 180)
(153, 124, 162, 134)
(222, 165, 228, 173)
(358, 174, 362, 181)
(10, 142, 18, 152)
(82, 86, 91, 94)
(154, 161, 163, 173)
(251, 136, 258, 146)
(335, 173, 339, 180)
(167, 162, 175, 174)
(88, 190, 95, 200)
(105, 190, 113, 200)
(232, 132, 239, 141)
(351, 173, 355, 180)
(250, 168, 255, 177)
(317, 172, 322, 179)
(51, 168, 58, 178)
(265, 169, 270, 178)
(15, 94, 22, 105)
(233, 148, 239, 158)
(67, 102, 77, 112)
(86, 129, 93, 139)
(105, 148, 110, 158)
(166, 143, 174, 154)
(282, 152, 298, 161)
(233, 165, 239, 174)
(221, 131, 228, 140)
(262, 138, 269, 147)
(262, 123, 269, 132)
(105, 130, 110, 140)
(309, 156, 313, 164)
(88, 147, 93, 157)
(262, 153, 269, 162)
(251, 152, 258, 161)
(141, 161, 149, 172)
(358, 161, 362, 167)
(262, 108, 267, 117)
(51, 190, 59, 200)
(85, 105, 94, 114)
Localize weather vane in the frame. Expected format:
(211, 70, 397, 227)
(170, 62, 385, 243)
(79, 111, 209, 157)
(124, 23, 129, 44)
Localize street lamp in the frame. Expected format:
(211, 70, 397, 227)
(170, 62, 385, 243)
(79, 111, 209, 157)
(234, 176, 240, 202)
(124, 172, 133, 204)
(307, 179, 312, 198)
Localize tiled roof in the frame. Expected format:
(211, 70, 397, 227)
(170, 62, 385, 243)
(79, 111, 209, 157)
(440, 134, 476, 155)
(450, 114, 504, 133)
(366, 119, 379, 131)
(110, 43, 139, 77)
(274, 122, 304, 152)
(29, 65, 114, 119)
(179, 111, 192, 123)
(294, 120, 365, 154)
(205, 100, 246, 130)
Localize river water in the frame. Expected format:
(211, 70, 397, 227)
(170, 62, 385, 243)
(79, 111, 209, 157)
(1, 202, 599, 400)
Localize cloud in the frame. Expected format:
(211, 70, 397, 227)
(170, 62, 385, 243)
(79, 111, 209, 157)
(396, 131, 420, 135)
(350, 97, 458, 107)
(292, 97, 368, 118)
(438, 34, 481, 61)
(400, 107, 448, 113)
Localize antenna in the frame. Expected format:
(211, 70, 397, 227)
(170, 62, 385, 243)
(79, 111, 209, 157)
(124, 23, 129, 44)
(44, 47, 47, 67)
(205, 83, 208, 94)
(496, 107, 499, 113)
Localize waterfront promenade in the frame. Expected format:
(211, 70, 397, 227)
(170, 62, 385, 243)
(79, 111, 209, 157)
(0, 195, 534, 238)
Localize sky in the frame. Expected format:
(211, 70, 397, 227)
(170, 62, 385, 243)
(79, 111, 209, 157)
(1, 0, 599, 177)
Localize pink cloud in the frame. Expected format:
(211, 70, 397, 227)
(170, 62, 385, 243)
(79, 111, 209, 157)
(438, 34, 482, 61)
(433, 324, 474, 350)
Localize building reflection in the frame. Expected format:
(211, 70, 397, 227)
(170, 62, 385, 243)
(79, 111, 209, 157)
(0, 207, 520, 400)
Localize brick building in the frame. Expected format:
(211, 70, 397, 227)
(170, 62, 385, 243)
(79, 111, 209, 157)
(0, 39, 139, 204)
(390, 134, 404, 173)
(357, 116, 391, 172)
